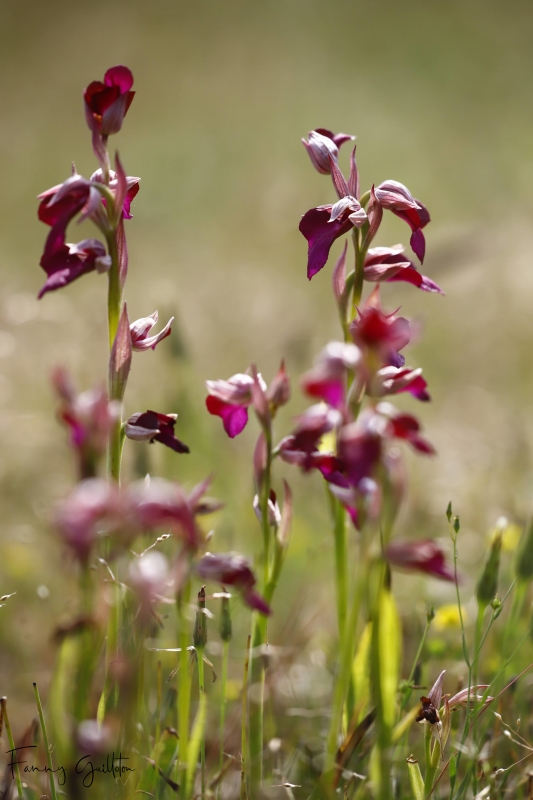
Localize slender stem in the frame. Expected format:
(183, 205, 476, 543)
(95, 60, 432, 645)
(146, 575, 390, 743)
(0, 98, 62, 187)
(33, 683, 58, 800)
(156, 659, 162, 746)
(241, 635, 251, 800)
(107, 232, 122, 351)
(178, 582, 192, 800)
(401, 619, 431, 712)
(218, 640, 229, 796)
(249, 426, 273, 790)
(351, 228, 366, 315)
(332, 492, 348, 640)
(1, 697, 24, 799)
(197, 647, 206, 799)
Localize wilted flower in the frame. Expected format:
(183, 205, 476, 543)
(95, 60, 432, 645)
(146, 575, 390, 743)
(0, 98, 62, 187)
(374, 181, 430, 263)
(84, 65, 135, 138)
(195, 552, 270, 615)
(52, 368, 120, 478)
(301, 129, 355, 174)
(125, 410, 190, 453)
(364, 245, 443, 294)
(130, 311, 174, 351)
(350, 288, 411, 369)
(384, 539, 455, 582)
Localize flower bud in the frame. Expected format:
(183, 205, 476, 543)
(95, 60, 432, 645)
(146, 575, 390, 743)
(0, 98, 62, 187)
(476, 528, 503, 609)
(193, 586, 208, 649)
(109, 303, 132, 402)
(302, 130, 339, 174)
(427, 604, 435, 623)
(219, 590, 232, 643)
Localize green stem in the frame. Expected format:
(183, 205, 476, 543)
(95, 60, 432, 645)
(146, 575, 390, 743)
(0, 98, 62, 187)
(197, 647, 206, 799)
(107, 232, 122, 351)
(33, 683, 58, 800)
(1, 697, 24, 799)
(218, 640, 229, 792)
(351, 228, 366, 315)
(241, 635, 251, 800)
(401, 619, 431, 712)
(249, 427, 273, 790)
(332, 493, 348, 640)
(178, 582, 192, 800)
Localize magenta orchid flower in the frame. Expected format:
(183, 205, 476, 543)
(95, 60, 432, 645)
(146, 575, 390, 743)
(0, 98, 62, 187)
(384, 539, 455, 582)
(125, 410, 190, 454)
(364, 245, 443, 294)
(206, 364, 289, 438)
(300, 341, 363, 409)
(301, 129, 355, 175)
(195, 552, 271, 615)
(350, 288, 411, 368)
(84, 65, 135, 138)
(130, 311, 174, 351)
(278, 404, 343, 468)
(374, 180, 430, 263)
(376, 402, 435, 454)
(370, 366, 430, 402)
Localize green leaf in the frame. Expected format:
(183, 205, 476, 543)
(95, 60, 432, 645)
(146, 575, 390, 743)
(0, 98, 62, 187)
(352, 622, 372, 725)
(375, 587, 402, 731)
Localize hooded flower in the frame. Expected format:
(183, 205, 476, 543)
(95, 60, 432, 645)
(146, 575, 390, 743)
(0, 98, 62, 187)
(195, 552, 271, 615)
(90, 166, 140, 221)
(374, 181, 430, 263)
(39, 238, 111, 298)
(301, 129, 355, 174)
(299, 152, 367, 280)
(130, 311, 174, 351)
(364, 245, 443, 294)
(84, 66, 135, 137)
(384, 539, 455, 582)
(125, 410, 190, 453)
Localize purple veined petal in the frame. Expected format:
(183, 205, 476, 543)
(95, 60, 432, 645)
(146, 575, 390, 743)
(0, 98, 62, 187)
(374, 180, 420, 211)
(302, 130, 339, 174)
(448, 686, 492, 709)
(330, 196, 360, 222)
(364, 262, 444, 295)
(348, 207, 367, 228)
(429, 670, 446, 709)
(130, 311, 158, 341)
(348, 145, 359, 199)
(361, 185, 383, 249)
(315, 128, 356, 149)
(329, 156, 350, 199)
(206, 396, 249, 438)
(300, 207, 353, 279)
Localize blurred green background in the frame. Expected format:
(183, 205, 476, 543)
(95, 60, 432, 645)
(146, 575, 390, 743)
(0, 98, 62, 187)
(1, 0, 533, 738)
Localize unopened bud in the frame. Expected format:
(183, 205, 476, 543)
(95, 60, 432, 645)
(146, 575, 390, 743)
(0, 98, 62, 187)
(193, 586, 207, 649)
(453, 516, 460, 535)
(516, 517, 533, 583)
(476, 530, 502, 609)
(109, 303, 132, 401)
(446, 501, 452, 523)
(219, 589, 232, 643)
(427, 604, 435, 623)
(491, 595, 503, 619)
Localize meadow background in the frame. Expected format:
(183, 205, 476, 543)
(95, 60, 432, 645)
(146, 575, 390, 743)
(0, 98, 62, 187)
(1, 0, 533, 750)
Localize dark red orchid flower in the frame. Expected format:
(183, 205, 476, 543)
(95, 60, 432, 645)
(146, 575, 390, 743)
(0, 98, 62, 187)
(350, 288, 411, 368)
(374, 181, 430, 263)
(195, 552, 271, 615)
(364, 245, 443, 294)
(39, 238, 111, 298)
(125, 410, 190, 454)
(84, 66, 135, 137)
(370, 366, 430, 402)
(384, 539, 455, 582)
